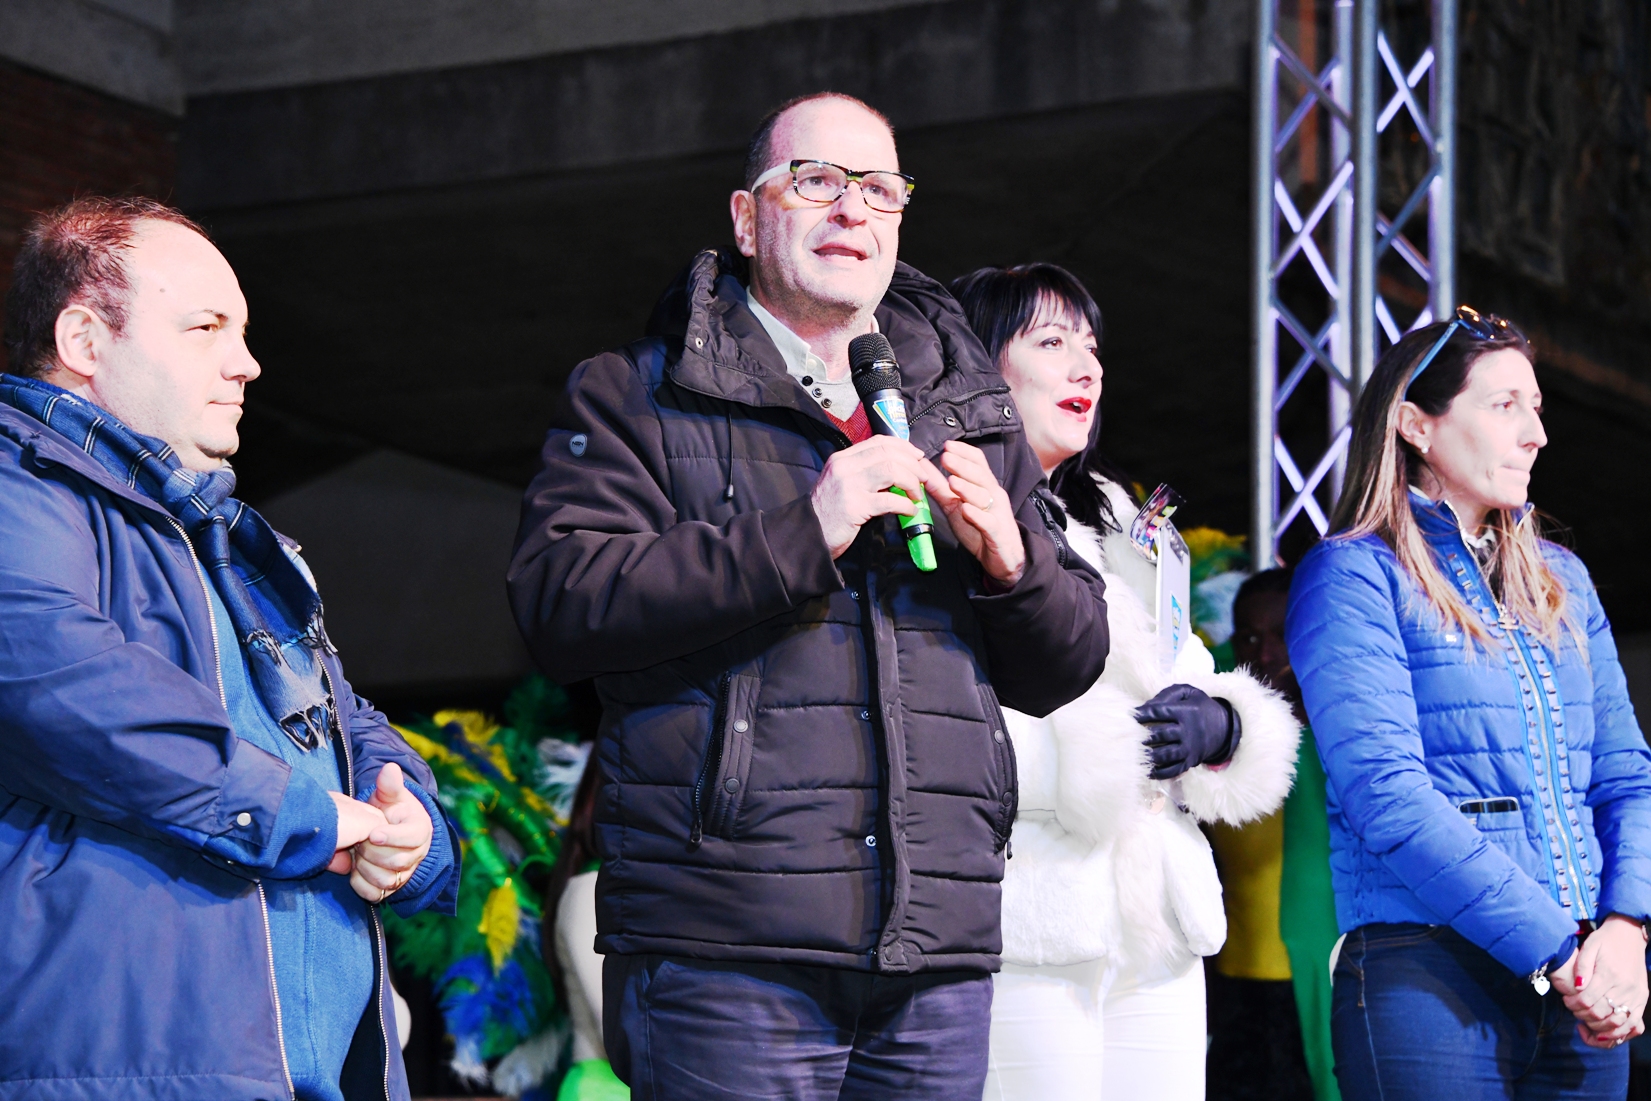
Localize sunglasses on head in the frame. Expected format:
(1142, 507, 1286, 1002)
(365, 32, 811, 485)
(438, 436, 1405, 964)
(1403, 305, 1521, 397)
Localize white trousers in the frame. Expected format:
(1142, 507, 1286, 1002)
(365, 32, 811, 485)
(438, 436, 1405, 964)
(984, 954, 1206, 1101)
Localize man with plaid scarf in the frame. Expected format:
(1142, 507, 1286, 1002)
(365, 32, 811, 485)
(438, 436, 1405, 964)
(0, 197, 457, 1101)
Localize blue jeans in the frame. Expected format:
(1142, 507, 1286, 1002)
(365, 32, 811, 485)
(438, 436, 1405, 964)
(602, 954, 992, 1100)
(1332, 924, 1627, 1100)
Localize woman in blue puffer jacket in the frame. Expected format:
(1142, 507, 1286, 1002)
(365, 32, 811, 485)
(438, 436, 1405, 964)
(1285, 306, 1651, 1100)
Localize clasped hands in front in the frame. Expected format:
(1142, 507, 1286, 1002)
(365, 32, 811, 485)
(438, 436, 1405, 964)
(326, 762, 433, 904)
(811, 437, 1025, 586)
(1550, 915, 1650, 1048)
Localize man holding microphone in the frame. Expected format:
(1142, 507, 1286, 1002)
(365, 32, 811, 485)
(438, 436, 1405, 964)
(509, 92, 1109, 1099)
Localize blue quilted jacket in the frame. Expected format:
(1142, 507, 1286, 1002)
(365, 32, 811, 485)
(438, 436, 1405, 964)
(1286, 493, 1651, 976)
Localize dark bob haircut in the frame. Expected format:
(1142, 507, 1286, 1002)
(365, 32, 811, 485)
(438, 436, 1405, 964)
(950, 262, 1130, 533)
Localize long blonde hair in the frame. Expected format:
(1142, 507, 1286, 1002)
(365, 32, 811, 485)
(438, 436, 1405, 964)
(1331, 319, 1572, 650)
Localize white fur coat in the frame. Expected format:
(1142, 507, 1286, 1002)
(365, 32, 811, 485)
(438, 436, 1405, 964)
(1000, 481, 1300, 972)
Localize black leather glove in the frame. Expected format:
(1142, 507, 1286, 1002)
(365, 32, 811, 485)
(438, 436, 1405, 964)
(1135, 684, 1241, 780)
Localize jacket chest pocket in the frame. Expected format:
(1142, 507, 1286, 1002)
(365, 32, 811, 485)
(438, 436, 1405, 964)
(978, 684, 1018, 853)
(1459, 797, 1526, 841)
(690, 672, 762, 846)
(1459, 795, 1544, 881)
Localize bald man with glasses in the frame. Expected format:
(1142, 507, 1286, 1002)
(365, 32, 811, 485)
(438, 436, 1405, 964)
(509, 92, 1111, 1100)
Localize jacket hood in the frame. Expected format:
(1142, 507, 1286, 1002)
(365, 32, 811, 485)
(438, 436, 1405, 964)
(646, 248, 1016, 456)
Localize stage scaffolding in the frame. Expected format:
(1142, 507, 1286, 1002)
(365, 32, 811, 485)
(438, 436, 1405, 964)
(1250, 0, 1458, 564)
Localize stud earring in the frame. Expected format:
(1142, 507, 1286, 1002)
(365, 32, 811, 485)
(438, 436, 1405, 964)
(1421, 445, 1430, 455)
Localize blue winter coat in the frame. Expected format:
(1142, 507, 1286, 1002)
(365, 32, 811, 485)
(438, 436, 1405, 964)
(0, 403, 459, 1101)
(1285, 493, 1651, 976)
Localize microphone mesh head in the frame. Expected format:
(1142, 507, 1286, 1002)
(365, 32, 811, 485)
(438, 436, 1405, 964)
(849, 333, 901, 399)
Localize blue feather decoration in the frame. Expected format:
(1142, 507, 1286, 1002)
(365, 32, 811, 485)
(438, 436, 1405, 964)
(437, 954, 537, 1050)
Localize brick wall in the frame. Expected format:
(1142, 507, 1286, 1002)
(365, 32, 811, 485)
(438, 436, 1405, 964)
(0, 58, 177, 369)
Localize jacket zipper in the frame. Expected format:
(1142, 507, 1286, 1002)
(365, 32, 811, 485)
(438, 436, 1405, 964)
(1031, 494, 1069, 569)
(1502, 611, 1589, 915)
(174, 521, 293, 1099)
(1441, 502, 1588, 915)
(689, 672, 733, 847)
(256, 882, 298, 1100)
(370, 906, 393, 1101)
(321, 659, 391, 1099)
(320, 659, 348, 795)
(991, 731, 1017, 853)
(168, 518, 226, 708)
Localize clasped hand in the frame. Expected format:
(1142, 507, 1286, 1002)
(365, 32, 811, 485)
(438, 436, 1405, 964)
(326, 762, 434, 904)
(1550, 916, 1650, 1048)
(810, 437, 1025, 586)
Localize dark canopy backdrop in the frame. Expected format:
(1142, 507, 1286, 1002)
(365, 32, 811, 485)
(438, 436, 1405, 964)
(2, 0, 1648, 702)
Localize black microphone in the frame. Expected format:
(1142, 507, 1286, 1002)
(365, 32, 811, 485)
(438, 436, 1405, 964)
(849, 334, 937, 572)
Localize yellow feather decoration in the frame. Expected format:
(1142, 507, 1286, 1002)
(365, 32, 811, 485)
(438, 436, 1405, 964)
(479, 880, 521, 971)
(433, 709, 516, 782)
(392, 726, 467, 772)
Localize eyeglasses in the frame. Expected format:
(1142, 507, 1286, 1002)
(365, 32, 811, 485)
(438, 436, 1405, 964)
(1404, 305, 1520, 397)
(749, 159, 916, 213)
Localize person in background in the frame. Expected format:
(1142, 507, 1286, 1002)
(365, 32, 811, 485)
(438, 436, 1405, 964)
(544, 758, 628, 1101)
(0, 197, 458, 1101)
(1286, 307, 1651, 1100)
(951, 262, 1301, 1101)
(1215, 568, 1341, 1101)
(1204, 568, 1315, 1101)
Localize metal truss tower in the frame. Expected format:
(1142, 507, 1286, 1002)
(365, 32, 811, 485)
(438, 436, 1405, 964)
(1250, 0, 1458, 564)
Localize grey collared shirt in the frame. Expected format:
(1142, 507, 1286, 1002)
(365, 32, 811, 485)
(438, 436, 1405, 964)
(744, 288, 866, 418)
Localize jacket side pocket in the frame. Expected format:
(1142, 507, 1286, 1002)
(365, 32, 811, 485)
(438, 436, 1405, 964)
(705, 673, 762, 840)
(689, 672, 731, 848)
(979, 683, 1018, 853)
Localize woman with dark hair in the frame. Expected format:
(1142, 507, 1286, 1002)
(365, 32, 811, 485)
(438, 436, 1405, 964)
(951, 264, 1301, 1099)
(1285, 308, 1651, 1099)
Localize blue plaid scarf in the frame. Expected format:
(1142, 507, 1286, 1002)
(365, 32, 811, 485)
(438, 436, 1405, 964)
(1, 374, 335, 750)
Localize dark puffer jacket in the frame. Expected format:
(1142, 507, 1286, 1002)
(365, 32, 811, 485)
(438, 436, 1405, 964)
(508, 250, 1110, 974)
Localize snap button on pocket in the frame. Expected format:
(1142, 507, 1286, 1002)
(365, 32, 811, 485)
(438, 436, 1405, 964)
(569, 433, 588, 457)
(235, 812, 252, 827)
(944, 416, 958, 427)
(724, 778, 740, 792)
(732, 719, 749, 733)
(993, 729, 1005, 743)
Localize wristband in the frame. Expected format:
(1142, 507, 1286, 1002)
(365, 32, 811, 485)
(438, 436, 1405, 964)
(1208, 698, 1242, 766)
